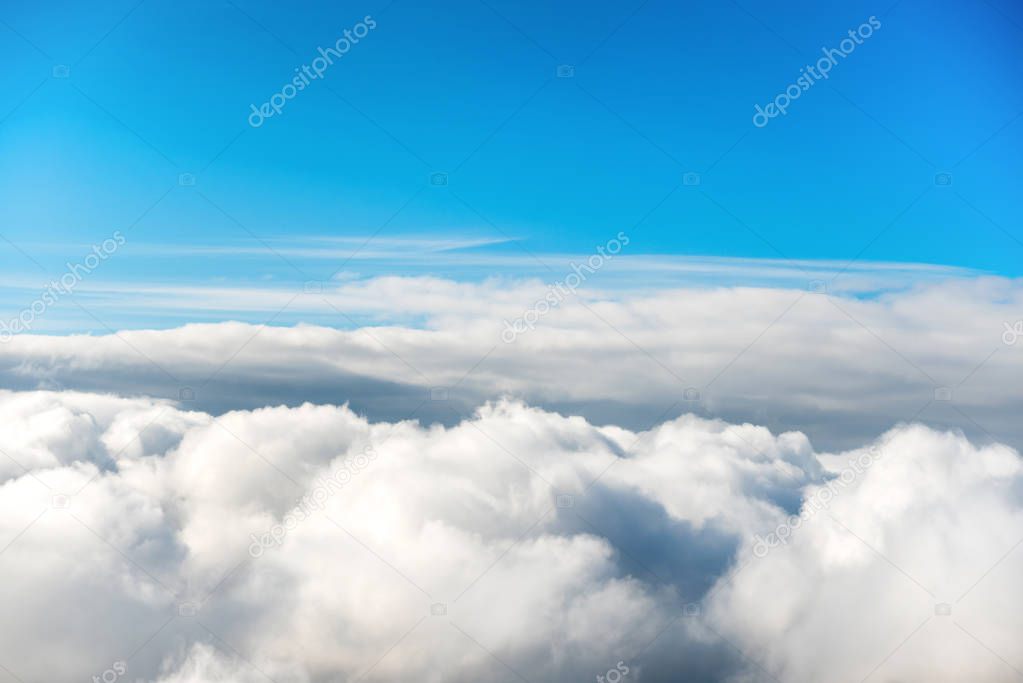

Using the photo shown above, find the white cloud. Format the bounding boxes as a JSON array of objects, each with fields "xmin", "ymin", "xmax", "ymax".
[
  {"xmin": 2, "ymin": 277, "xmax": 1021, "ymax": 450},
  {"xmin": 709, "ymin": 424, "xmax": 1023, "ymax": 682},
  {"xmin": 0, "ymin": 390, "xmax": 1019, "ymax": 682}
]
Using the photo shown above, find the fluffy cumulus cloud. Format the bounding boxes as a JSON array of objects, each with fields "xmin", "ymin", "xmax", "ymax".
[
  {"xmin": 0, "ymin": 389, "xmax": 1020, "ymax": 682},
  {"xmin": 709, "ymin": 424, "xmax": 1023, "ymax": 682}
]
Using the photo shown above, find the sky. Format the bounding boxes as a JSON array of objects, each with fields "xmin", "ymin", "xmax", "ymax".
[
  {"xmin": 2, "ymin": 2, "xmax": 1023, "ymax": 683},
  {"xmin": 2, "ymin": 0, "xmax": 1023, "ymax": 332}
]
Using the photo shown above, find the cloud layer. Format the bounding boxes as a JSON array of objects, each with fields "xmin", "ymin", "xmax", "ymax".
[
  {"xmin": 0, "ymin": 390, "xmax": 1020, "ymax": 682},
  {"xmin": 2, "ymin": 277, "xmax": 1022, "ymax": 450}
]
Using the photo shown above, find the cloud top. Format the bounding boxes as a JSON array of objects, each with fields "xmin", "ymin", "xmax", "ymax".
[{"xmin": 0, "ymin": 390, "xmax": 1019, "ymax": 682}]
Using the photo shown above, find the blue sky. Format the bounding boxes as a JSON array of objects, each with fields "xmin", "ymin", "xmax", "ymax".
[{"xmin": 1, "ymin": 0, "xmax": 1022, "ymax": 330}]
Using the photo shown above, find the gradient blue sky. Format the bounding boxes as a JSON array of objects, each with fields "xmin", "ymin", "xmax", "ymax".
[{"xmin": 1, "ymin": 0, "xmax": 1022, "ymax": 330}]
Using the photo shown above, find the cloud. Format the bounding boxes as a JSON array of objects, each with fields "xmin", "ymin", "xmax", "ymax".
[
  {"xmin": 0, "ymin": 390, "xmax": 1019, "ymax": 682},
  {"xmin": 2, "ymin": 277, "xmax": 1022, "ymax": 451},
  {"xmin": 708, "ymin": 424, "xmax": 1023, "ymax": 682}
]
